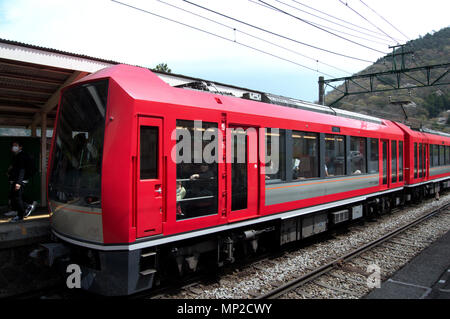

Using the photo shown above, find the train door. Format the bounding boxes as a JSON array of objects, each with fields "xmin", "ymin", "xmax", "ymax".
[
  {"xmin": 227, "ymin": 125, "xmax": 259, "ymax": 222},
  {"xmin": 381, "ymin": 139, "xmax": 389, "ymax": 188},
  {"xmin": 136, "ymin": 116, "xmax": 163, "ymax": 237}
]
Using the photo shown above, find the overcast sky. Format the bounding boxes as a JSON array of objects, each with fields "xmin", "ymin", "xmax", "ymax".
[{"xmin": 0, "ymin": 0, "xmax": 448, "ymax": 102}]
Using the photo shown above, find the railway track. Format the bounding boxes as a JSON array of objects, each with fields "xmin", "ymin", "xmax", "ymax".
[
  {"xmin": 9, "ymin": 194, "xmax": 449, "ymax": 299},
  {"xmin": 157, "ymin": 193, "xmax": 450, "ymax": 299},
  {"xmin": 258, "ymin": 202, "xmax": 450, "ymax": 299}
]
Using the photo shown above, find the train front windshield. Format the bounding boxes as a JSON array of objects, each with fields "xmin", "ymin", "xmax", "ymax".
[{"xmin": 48, "ymin": 80, "xmax": 109, "ymax": 210}]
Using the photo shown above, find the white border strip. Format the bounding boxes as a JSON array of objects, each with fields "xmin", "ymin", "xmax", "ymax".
[
  {"xmin": 405, "ymin": 176, "xmax": 450, "ymax": 187},
  {"xmin": 52, "ymin": 187, "xmax": 404, "ymax": 252}
]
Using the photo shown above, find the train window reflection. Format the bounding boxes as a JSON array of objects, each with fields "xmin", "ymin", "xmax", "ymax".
[
  {"xmin": 140, "ymin": 126, "xmax": 158, "ymax": 179},
  {"xmin": 445, "ymin": 145, "xmax": 450, "ymax": 165},
  {"xmin": 175, "ymin": 120, "xmax": 218, "ymax": 220},
  {"xmin": 391, "ymin": 141, "xmax": 397, "ymax": 183},
  {"xmin": 440, "ymin": 145, "xmax": 445, "ymax": 165},
  {"xmin": 291, "ymin": 131, "xmax": 319, "ymax": 180},
  {"xmin": 349, "ymin": 137, "xmax": 366, "ymax": 175},
  {"xmin": 265, "ymin": 128, "xmax": 286, "ymax": 182},
  {"xmin": 399, "ymin": 141, "xmax": 403, "ymax": 181},
  {"xmin": 368, "ymin": 139, "xmax": 379, "ymax": 174},
  {"xmin": 414, "ymin": 143, "xmax": 418, "ymax": 178},
  {"xmin": 324, "ymin": 134, "xmax": 345, "ymax": 176},
  {"xmin": 419, "ymin": 143, "xmax": 423, "ymax": 178}
]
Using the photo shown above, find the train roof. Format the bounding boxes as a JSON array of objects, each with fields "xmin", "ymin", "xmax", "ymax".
[
  {"xmin": 395, "ymin": 122, "xmax": 450, "ymax": 144},
  {"xmin": 74, "ymin": 65, "xmax": 405, "ymax": 136}
]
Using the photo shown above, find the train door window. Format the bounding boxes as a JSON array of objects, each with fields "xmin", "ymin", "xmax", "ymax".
[
  {"xmin": 231, "ymin": 128, "xmax": 248, "ymax": 211},
  {"xmin": 399, "ymin": 141, "xmax": 403, "ymax": 182},
  {"xmin": 436, "ymin": 144, "xmax": 440, "ymax": 166},
  {"xmin": 434, "ymin": 144, "xmax": 437, "ymax": 167},
  {"xmin": 349, "ymin": 137, "xmax": 366, "ymax": 174},
  {"xmin": 140, "ymin": 127, "xmax": 159, "ymax": 179},
  {"xmin": 382, "ymin": 140, "xmax": 388, "ymax": 185},
  {"xmin": 419, "ymin": 143, "xmax": 423, "ymax": 178},
  {"xmin": 175, "ymin": 120, "xmax": 218, "ymax": 220},
  {"xmin": 368, "ymin": 138, "xmax": 379, "ymax": 174},
  {"xmin": 391, "ymin": 141, "xmax": 397, "ymax": 183},
  {"xmin": 439, "ymin": 145, "xmax": 445, "ymax": 165},
  {"xmin": 423, "ymin": 144, "xmax": 427, "ymax": 177},
  {"xmin": 437, "ymin": 145, "xmax": 440, "ymax": 166},
  {"xmin": 414, "ymin": 143, "xmax": 418, "ymax": 179},
  {"xmin": 325, "ymin": 134, "xmax": 345, "ymax": 176},
  {"xmin": 265, "ymin": 128, "xmax": 286, "ymax": 182},
  {"xmin": 430, "ymin": 145, "xmax": 434, "ymax": 167},
  {"xmin": 445, "ymin": 145, "xmax": 450, "ymax": 165},
  {"xmin": 291, "ymin": 131, "xmax": 319, "ymax": 179}
]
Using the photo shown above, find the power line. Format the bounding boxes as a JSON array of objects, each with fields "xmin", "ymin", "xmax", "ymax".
[
  {"xmin": 252, "ymin": 0, "xmax": 392, "ymax": 47},
  {"xmin": 337, "ymin": 0, "xmax": 400, "ymax": 45},
  {"xmin": 110, "ymin": 0, "xmax": 336, "ymax": 77},
  {"xmin": 155, "ymin": 0, "xmax": 352, "ymax": 75},
  {"xmin": 272, "ymin": 0, "xmax": 393, "ymax": 46},
  {"xmin": 182, "ymin": 0, "xmax": 375, "ymax": 63},
  {"xmin": 258, "ymin": 0, "xmax": 388, "ymax": 54},
  {"xmin": 290, "ymin": 0, "xmax": 392, "ymax": 39},
  {"xmin": 359, "ymin": 0, "xmax": 410, "ymax": 41}
]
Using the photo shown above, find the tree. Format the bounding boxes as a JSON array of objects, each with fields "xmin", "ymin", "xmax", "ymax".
[{"xmin": 154, "ymin": 63, "xmax": 172, "ymax": 73}]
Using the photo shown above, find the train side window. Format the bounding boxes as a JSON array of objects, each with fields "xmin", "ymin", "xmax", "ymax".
[
  {"xmin": 175, "ymin": 120, "xmax": 218, "ymax": 220},
  {"xmin": 349, "ymin": 137, "xmax": 366, "ymax": 174},
  {"xmin": 439, "ymin": 145, "xmax": 445, "ymax": 166},
  {"xmin": 265, "ymin": 128, "xmax": 286, "ymax": 182},
  {"xmin": 391, "ymin": 141, "xmax": 397, "ymax": 183},
  {"xmin": 419, "ymin": 143, "xmax": 423, "ymax": 178},
  {"xmin": 433, "ymin": 144, "xmax": 439, "ymax": 167},
  {"xmin": 445, "ymin": 145, "xmax": 450, "ymax": 165},
  {"xmin": 430, "ymin": 145, "xmax": 434, "ymax": 168},
  {"xmin": 291, "ymin": 131, "xmax": 319, "ymax": 180},
  {"xmin": 368, "ymin": 138, "xmax": 379, "ymax": 174},
  {"xmin": 423, "ymin": 143, "xmax": 427, "ymax": 176},
  {"xmin": 140, "ymin": 126, "xmax": 158, "ymax": 179},
  {"xmin": 414, "ymin": 143, "xmax": 418, "ymax": 178},
  {"xmin": 382, "ymin": 141, "xmax": 388, "ymax": 185},
  {"xmin": 324, "ymin": 134, "xmax": 345, "ymax": 177},
  {"xmin": 399, "ymin": 141, "xmax": 403, "ymax": 181}
]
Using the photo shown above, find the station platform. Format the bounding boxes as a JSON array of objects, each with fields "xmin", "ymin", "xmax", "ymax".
[
  {"xmin": 365, "ymin": 229, "xmax": 450, "ymax": 299},
  {"xmin": 0, "ymin": 207, "xmax": 57, "ymax": 297},
  {"xmin": 0, "ymin": 206, "xmax": 50, "ymax": 249}
]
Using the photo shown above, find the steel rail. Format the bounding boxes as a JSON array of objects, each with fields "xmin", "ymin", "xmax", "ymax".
[{"xmin": 257, "ymin": 202, "xmax": 450, "ymax": 299}]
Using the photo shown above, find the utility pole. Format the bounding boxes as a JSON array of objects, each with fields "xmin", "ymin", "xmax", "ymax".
[
  {"xmin": 389, "ymin": 44, "xmax": 413, "ymax": 72},
  {"xmin": 318, "ymin": 76, "xmax": 325, "ymax": 105}
]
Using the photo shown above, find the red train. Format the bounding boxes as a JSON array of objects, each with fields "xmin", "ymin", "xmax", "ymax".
[{"xmin": 46, "ymin": 64, "xmax": 450, "ymax": 295}]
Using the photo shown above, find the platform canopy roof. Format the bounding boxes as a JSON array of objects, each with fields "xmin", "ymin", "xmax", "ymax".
[
  {"xmin": 0, "ymin": 38, "xmax": 119, "ymax": 129},
  {"xmin": 0, "ymin": 38, "xmax": 261, "ymax": 131}
]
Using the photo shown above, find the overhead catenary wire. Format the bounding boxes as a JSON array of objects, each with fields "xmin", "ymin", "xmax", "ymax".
[
  {"xmin": 110, "ymin": 0, "xmax": 336, "ymax": 77},
  {"xmin": 337, "ymin": 0, "xmax": 400, "ymax": 45},
  {"xmin": 358, "ymin": 0, "xmax": 410, "ymax": 41},
  {"xmin": 182, "ymin": 0, "xmax": 375, "ymax": 63},
  {"xmin": 272, "ymin": 0, "xmax": 394, "ymax": 46},
  {"xmin": 154, "ymin": 0, "xmax": 352, "ymax": 75},
  {"xmin": 250, "ymin": 0, "xmax": 392, "ymax": 47},
  {"xmin": 258, "ymin": 0, "xmax": 388, "ymax": 55},
  {"xmin": 290, "ymin": 0, "xmax": 390, "ymax": 38}
]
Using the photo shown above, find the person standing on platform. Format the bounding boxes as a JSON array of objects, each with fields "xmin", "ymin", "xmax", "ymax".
[{"xmin": 8, "ymin": 141, "xmax": 37, "ymax": 222}]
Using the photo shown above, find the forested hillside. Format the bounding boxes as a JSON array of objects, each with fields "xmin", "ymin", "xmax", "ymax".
[{"xmin": 325, "ymin": 27, "xmax": 450, "ymax": 132}]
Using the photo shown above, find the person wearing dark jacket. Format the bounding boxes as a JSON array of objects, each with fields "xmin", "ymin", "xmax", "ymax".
[{"xmin": 8, "ymin": 141, "xmax": 37, "ymax": 222}]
